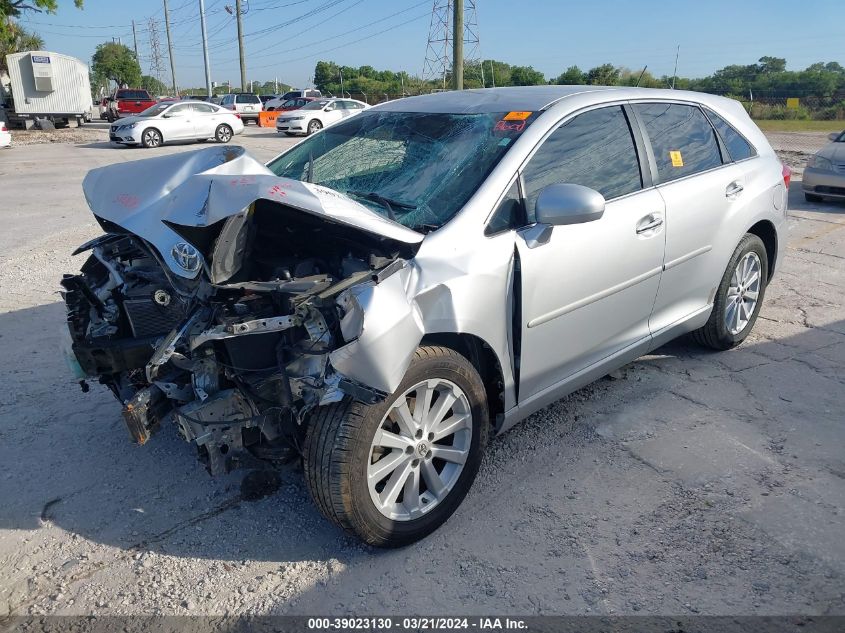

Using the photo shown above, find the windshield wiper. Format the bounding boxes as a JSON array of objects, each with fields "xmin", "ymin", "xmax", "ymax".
[{"xmin": 345, "ymin": 190, "xmax": 417, "ymax": 222}]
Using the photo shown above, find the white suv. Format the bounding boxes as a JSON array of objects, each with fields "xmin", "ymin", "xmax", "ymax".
[{"xmin": 220, "ymin": 93, "xmax": 263, "ymax": 124}]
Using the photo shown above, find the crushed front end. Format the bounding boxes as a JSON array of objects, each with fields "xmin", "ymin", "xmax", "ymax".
[{"xmin": 61, "ymin": 147, "xmax": 423, "ymax": 475}]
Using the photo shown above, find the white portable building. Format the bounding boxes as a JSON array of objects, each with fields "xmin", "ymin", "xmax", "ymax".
[{"xmin": 4, "ymin": 51, "xmax": 93, "ymax": 125}]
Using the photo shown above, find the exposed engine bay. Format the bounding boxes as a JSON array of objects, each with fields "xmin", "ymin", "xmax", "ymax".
[{"xmin": 61, "ymin": 146, "xmax": 426, "ymax": 475}]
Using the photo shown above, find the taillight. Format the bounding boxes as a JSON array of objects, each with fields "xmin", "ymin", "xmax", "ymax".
[
  {"xmin": 235, "ymin": 113, "xmax": 241, "ymax": 119},
  {"xmin": 0, "ymin": 124, "xmax": 7, "ymax": 132},
  {"xmin": 782, "ymin": 164, "xmax": 792, "ymax": 189}
]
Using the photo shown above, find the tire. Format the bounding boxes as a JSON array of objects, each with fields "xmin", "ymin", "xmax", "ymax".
[
  {"xmin": 805, "ymin": 192, "xmax": 824, "ymax": 203},
  {"xmin": 141, "ymin": 127, "xmax": 163, "ymax": 148},
  {"xmin": 304, "ymin": 346, "xmax": 489, "ymax": 547},
  {"xmin": 307, "ymin": 119, "xmax": 322, "ymax": 135},
  {"xmin": 215, "ymin": 124, "xmax": 233, "ymax": 143},
  {"xmin": 692, "ymin": 233, "xmax": 768, "ymax": 350}
]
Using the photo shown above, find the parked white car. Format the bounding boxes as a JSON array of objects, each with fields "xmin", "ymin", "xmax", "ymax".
[
  {"xmin": 276, "ymin": 98, "xmax": 368, "ymax": 136},
  {"xmin": 109, "ymin": 100, "xmax": 244, "ymax": 148},
  {"xmin": 219, "ymin": 93, "xmax": 263, "ymax": 124},
  {"xmin": 0, "ymin": 122, "xmax": 11, "ymax": 148}
]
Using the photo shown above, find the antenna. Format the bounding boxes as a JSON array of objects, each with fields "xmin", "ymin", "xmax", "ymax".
[
  {"xmin": 671, "ymin": 44, "xmax": 679, "ymax": 89},
  {"xmin": 422, "ymin": 1, "xmax": 480, "ymax": 90},
  {"xmin": 635, "ymin": 65, "xmax": 647, "ymax": 87}
]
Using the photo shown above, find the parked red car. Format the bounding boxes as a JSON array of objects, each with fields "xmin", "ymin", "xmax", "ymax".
[{"xmin": 107, "ymin": 89, "xmax": 157, "ymax": 122}]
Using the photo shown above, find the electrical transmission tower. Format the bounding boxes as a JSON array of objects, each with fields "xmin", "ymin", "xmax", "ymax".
[
  {"xmin": 422, "ymin": 0, "xmax": 480, "ymax": 89},
  {"xmin": 148, "ymin": 17, "xmax": 166, "ymax": 88}
]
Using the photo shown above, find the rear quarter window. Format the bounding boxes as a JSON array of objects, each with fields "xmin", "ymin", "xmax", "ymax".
[
  {"xmin": 705, "ymin": 109, "xmax": 756, "ymax": 162},
  {"xmin": 634, "ymin": 103, "xmax": 723, "ymax": 183}
]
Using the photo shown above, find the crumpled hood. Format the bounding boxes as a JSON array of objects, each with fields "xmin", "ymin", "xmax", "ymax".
[{"xmin": 82, "ymin": 145, "xmax": 423, "ymax": 278}]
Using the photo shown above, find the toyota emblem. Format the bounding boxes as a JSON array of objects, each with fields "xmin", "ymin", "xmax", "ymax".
[{"xmin": 171, "ymin": 241, "xmax": 201, "ymax": 272}]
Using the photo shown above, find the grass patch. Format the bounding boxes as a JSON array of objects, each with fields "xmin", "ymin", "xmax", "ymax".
[{"xmin": 753, "ymin": 119, "xmax": 845, "ymax": 133}]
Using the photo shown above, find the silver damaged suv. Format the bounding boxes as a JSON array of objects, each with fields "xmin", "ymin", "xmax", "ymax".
[{"xmin": 61, "ymin": 86, "xmax": 788, "ymax": 547}]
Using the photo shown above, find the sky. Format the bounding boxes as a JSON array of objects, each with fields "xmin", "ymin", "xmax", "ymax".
[{"xmin": 17, "ymin": 0, "xmax": 845, "ymax": 92}]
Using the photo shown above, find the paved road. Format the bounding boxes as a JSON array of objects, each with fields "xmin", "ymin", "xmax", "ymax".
[{"xmin": 0, "ymin": 130, "xmax": 843, "ymax": 617}]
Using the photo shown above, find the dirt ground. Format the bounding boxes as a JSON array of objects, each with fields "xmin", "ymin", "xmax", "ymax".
[{"xmin": 0, "ymin": 127, "xmax": 843, "ymax": 617}]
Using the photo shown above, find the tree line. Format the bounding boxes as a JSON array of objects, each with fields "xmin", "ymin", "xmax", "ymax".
[{"xmin": 313, "ymin": 56, "xmax": 845, "ymax": 99}]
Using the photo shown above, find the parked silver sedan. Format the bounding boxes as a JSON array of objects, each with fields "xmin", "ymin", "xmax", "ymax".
[
  {"xmin": 64, "ymin": 86, "xmax": 788, "ymax": 547},
  {"xmin": 109, "ymin": 100, "xmax": 245, "ymax": 148},
  {"xmin": 803, "ymin": 129, "xmax": 845, "ymax": 202}
]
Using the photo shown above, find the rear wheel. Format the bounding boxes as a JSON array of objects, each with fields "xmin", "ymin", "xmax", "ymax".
[
  {"xmin": 304, "ymin": 346, "xmax": 489, "ymax": 547},
  {"xmin": 215, "ymin": 124, "xmax": 233, "ymax": 143},
  {"xmin": 141, "ymin": 127, "xmax": 162, "ymax": 148},
  {"xmin": 804, "ymin": 192, "xmax": 824, "ymax": 203},
  {"xmin": 307, "ymin": 119, "xmax": 322, "ymax": 135},
  {"xmin": 692, "ymin": 233, "xmax": 768, "ymax": 350}
]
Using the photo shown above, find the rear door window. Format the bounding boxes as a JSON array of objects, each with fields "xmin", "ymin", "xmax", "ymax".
[
  {"xmin": 634, "ymin": 103, "xmax": 723, "ymax": 182},
  {"xmin": 705, "ymin": 109, "xmax": 756, "ymax": 162},
  {"xmin": 522, "ymin": 105, "xmax": 643, "ymax": 220}
]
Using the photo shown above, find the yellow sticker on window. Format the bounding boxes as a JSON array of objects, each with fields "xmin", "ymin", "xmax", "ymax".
[
  {"xmin": 670, "ymin": 150, "xmax": 684, "ymax": 167},
  {"xmin": 503, "ymin": 111, "xmax": 532, "ymax": 120}
]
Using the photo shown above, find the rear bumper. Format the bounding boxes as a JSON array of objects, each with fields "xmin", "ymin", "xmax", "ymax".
[{"xmin": 802, "ymin": 168, "xmax": 845, "ymax": 198}]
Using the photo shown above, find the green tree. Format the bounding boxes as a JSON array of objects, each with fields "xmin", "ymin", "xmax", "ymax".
[
  {"xmin": 92, "ymin": 41, "xmax": 141, "ymax": 88},
  {"xmin": 553, "ymin": 65, "xmax": 585, "ymax": 85},
  {"xmin": 757, "ymin": 56, "xmax": 786, "ymax": 74},
  {"xmin": 0, "ymin": 21, "xmax": 42, "ymax": 71},
  {"xmin": 509, "ymin": 65, "xmax": 545, "ymax": 86},
  {"xmin": 586, "ymin": 63, "xmax": 619, "ymax": 85},
  {"xmin": 140, "ymin": 75, "xmax": 168, "ymax": 96}
]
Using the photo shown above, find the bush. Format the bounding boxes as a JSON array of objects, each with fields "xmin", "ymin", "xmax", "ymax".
[
  {"xmin": 750, "ymin": 103, "xmax": 811, "ymax": 120},
  {"xmin": 812, "ymin": 101, "xmax": 845, "ymax": 120}
]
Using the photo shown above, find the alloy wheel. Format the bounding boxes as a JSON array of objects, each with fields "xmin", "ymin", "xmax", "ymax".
[
  {"xmin": 143, "ymin": 129, "xmax": 161, "ymax": 147},
  {"xmin": 725, "ymin": 251, "xmax": 761, "ymax": 335},
  {"xmin": 367, "ymin": 378, "xmax": 473, "ymax": 521}
]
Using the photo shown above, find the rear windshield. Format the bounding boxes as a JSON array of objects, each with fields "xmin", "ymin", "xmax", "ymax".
[
  {"xmin": 267, "ymin": 110, "xmax": 536, "ymax": 232},
  {"xmin": 117, "ymin": 90, "xmax": 151, "ymax": 100},
  {"xmin": 236, "ymin": 94, "xmax": 261, "ymax": 103}
]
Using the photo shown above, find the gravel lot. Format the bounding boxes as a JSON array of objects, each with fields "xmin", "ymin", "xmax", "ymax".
[{"xmin": 0, "ymin": 126, "xmax": 843, "ymax": 617}]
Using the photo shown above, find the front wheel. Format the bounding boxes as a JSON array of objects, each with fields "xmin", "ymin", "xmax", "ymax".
[
  {"xmin": 141, "ymin": 127, "xmax": 162, "ymax": 148},
  {"xmin": 307, "ymin": 119, "xmax": 322, "ymax": 135},
  {"xmin": 692, "ymin": 233, "xmax": 768, "ymax": 350},
  {"xmin": 215, "ymin": 124, "xmax": 233, "ymax": 143},
  {"xmin": 304, "ymin": 346, "xmax": 489, "ymax": 547}
]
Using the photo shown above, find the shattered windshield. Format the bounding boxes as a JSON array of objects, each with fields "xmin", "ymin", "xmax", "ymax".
[{"xmin": 266, "ymin": 110, "xmax": 533, "ymax": 232}]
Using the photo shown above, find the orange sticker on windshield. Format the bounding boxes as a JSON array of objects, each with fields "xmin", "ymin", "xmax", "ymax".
[
  {"xmin": 504, "ymin": 111, "xmax": 532, "ymax": 120},
  {"xmin": 670, "ymin": 150, "xmax": 684, "ymax": 167}
]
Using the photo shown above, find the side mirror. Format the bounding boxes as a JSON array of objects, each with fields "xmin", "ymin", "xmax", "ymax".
[
  {"xmin": 828, "ymin": 132, "xmax": 842, "ymax": 142},
  {"xmin": 535, "ymin": 183, "xmax": 605, "ymax": 226}
]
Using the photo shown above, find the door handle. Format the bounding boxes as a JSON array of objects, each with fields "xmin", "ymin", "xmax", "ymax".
[
  {"xmin": 726, "ymin": 181, "xmax": 744, "ymax": 197},
  {"xmin": 636, "ymin": 214, "xmax": 664, "ymax": 234}
]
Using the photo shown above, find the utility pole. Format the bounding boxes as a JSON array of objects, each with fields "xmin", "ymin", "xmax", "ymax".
[
  {"xmin": 235, "ymin": 0, "xmax": 247, "ymax": 92},
  {"xmin": 131, "ymin": 21, "xmax": 139, "ymax": 60},
  {"xmin": 452, "ymin": 0, "xmax": 463, "ymax": 90},
  {"xmin": 199, "ymin": 0, "xmax": 212, "ymax": 98},
  {"xmin": 164, "ymin": 0, "xmax": 178, "ymax": 95}
]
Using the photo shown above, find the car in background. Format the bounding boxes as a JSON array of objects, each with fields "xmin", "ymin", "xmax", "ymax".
[
  {"xmin": 275, "ymin": 97, "xmax": 368, "ymax": 136},
  {"xmin": 264, "ymin": 96, "xmax": 317, "ymax": 112},
  {"xmin": 219, "ymin": 93, "xmax": 263, "ymax": 124},
  {"xmin": 264, "ymin": 90, "xmax": 320, "ymax": 111},
  {"xmin": 108, "ymin": 100, "xmax": 244, "ymax": 148},
  {"xmin": 803, "ymin": 130, "xmax": 845, "ymax": 202},
  {"xmin": 0, "ymin": 122, "xmax": 11, "ymax": 148},
  {"xmin": 107, "ymin": 89, "xmax": 157, "ymax": 122},
  {"xmin": 259, "ymin": 95, "xmax": 276, "ymax": 105}
]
